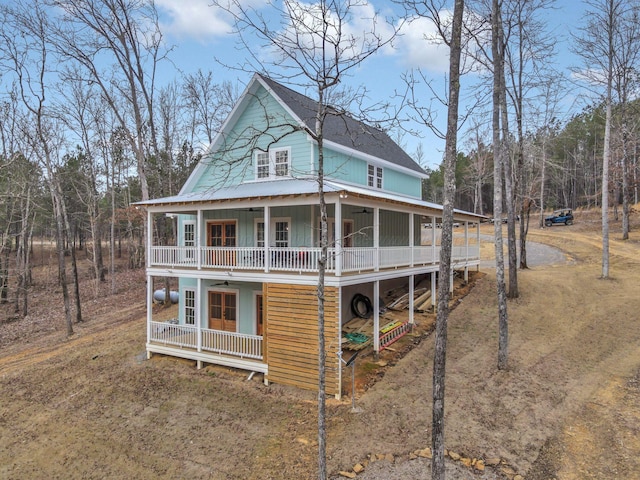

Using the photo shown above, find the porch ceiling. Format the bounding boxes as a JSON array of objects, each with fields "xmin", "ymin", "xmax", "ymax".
[{"xmin": 134, "ymin": 177, "xmax": 485, "ymax": 222}]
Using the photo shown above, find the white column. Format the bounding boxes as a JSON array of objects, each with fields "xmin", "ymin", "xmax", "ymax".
[
  {"xmin": 197, "ymin": 207, "xmax": 202, "ymax": 270},
  {"xmin": 146, "ymin": 274, "xmax": 153, "ymax": 359},
  {"xmin": 450, "ymin": 267, "xmax": 454, "ymax": 293},
  {"xmin": 197, "ymin": 277, "xmax": 202, "ymax": 354},
  {"xmin": 409, "ymin": 213, "xmax": 414, "ymax": 267},
  {"xmin": 477, "ymin": 221, "xmax": 481, "ymax": 271},
  {"xmin": 465, "ymin": 221, "xmax": 469, "ymax": 261},
  {"xmin": 431, "ymin": 215, "xmax": 437, "ymax": 263},
  {"xmin": 409, "ymin": 274, "xmax": 415, "ymax": 325},
  {"xmin": 373, "ymin": 280, "xmax": 380, "ymax": 353},
  {"xmin": 431, "ymin": 271, "xmax": 436, "ymax": 311},
  {"xmin": 374, "ymin": 207, "xmax": 380, "ymax": 272},
  {"xmin": 264, "ymin": 206, "xmax": 271, "ymax": 272},
  {"xmin": 147, "ymin": 210, "xmax": 153, "ymax": 266},
  {"xmin": 464, "ymin": 221, "xmax": 470, "ymax": 282},
  {"xmin": 335, "ymin": 200, "xmax": 342, "ymax": 276}
]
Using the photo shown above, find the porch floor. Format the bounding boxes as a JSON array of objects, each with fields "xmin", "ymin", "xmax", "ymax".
[{"xmin": 147, "ymin": 342, "xmax": 268, "ymax": 374}]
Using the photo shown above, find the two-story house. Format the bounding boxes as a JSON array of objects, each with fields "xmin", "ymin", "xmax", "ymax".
[{"xmin": 136, "ymin": 73, "xmax": 483, "ymax": 398}]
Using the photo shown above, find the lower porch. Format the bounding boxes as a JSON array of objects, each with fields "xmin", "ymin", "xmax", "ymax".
[{"xmin": 147, "ymin": 321, "xmax": 267, "ymax": 374}]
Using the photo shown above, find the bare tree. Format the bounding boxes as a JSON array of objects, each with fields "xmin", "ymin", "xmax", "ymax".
[
  {"xmin": 213, "ymin": 1, "xmax": 395, "ymax": 477},
  {"xmin": 573, "ymin": 0, "xmax": 636, "ymax": 278},
  {"xmin": 431, "ymin": 2, "xmax": 465, "ymax": 478},
  {"xmin": 183, "ymin": 70, "xmax": 239, "ymax": 148},
  {"xmin": 491, "ymin": 0, "xmax": 509, "ymax": 369},
  {"xmin": 0, "ymin": 0, "xmax": 76, "ymax": 334},
  {"xmin": 463, "ymin": 121, "xmax": 492, "ymax": 215}
]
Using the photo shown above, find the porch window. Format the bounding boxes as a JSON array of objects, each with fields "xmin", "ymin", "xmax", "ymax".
[
  {"xmin": 275, "ymin": 221, "xmax": 289, "ymax": 247},
  {"xmin": 184, "ymin": 289, "xmax": 195, "ymax": 325},
  {"xmin": 183, "ymin": 221, "xmax": 195, "ymax": 258},
  {"xmin": 255, "ymin": 147, "xmax": 290, "ymax": 180},
  {"xmin": 256, "ymin": 218, "xmax": 289, "ymax": 247},
  {"xmin": 368, "ymin": 164, "xmax": 383, "ymax": 189},
  {"xmin": 256, "ymin": 221, "xmax": 265, "ymax": 247}
]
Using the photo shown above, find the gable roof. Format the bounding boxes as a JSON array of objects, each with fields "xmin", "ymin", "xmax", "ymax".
[
  {"xmin": 180, "ymin": 73, "xmax": 426, "ymax": 195},
  {"xmin": 257, "ymin": 74, "xmax": 426, "ymax": 176}
]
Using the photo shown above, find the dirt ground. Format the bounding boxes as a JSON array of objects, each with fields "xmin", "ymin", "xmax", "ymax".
[{"xmin": 1, "ymin": 209, "xmax": 639, "ymax": 480}]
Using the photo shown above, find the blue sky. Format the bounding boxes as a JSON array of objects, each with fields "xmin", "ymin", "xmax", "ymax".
[{"xmin": 154, "ymin": 0, "xmax": 589, "ymax": 169}]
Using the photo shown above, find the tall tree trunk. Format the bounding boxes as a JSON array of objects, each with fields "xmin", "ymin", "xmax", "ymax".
[
  {"xmin": 621, "ymin": 116, "xmax": 630, "ymax": 240},
  {"xmin": 432, "ymin": 1, "xmax": 464, "ymax": 479},
  {"xmin": 492, "ymin": 0, "xmax": 509, "ymax": 370},
  {"xmin": 52, "ymin": 186, "xmax": 73, "ymax": 336},
  {"xmin": 316, "ymin": 88, "xmax": 328, "ymax": 480}
]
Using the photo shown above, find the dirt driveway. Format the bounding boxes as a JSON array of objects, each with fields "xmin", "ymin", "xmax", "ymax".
[{"xmin": 1, "ymin": 210, "xmax": 639, "ymax": 479}]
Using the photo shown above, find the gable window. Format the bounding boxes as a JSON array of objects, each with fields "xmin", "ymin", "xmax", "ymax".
[
  {"xmin": 184, "ymin": 289, "xmax": 195, "ymax": 325},
  {"xmin": 256, "ymin": 151, "xmax": 270, "ymax": 179},
  {"xmin": 255, "ymin": 147, "xmax": 290, "ymax": 180},
  {"xmin": 368, "ymin": 164, "xmax": 383, "ymax": 189}
]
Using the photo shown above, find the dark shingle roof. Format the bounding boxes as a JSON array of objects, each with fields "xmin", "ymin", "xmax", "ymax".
[{"xmin": 258, "ymin": 74, "xmax": 425, "ymax": 175}]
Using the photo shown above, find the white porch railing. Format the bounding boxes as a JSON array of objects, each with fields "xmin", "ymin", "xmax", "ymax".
[
  {"xmin": 202, "ymin": 329, "xmax": 263, "ymax": 360},
  {"xmin": 149, "ymin": 244, "xmax": 480, "ymax": 273},
  {"xmin": 149, "ymin": 321, "xmax": 197, "ymax": 348},
  {"xmin": 149, "ymin": 321, "xmax": 263, "ymax": 361}
]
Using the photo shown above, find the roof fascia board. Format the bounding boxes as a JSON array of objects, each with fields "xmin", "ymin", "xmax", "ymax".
[{"xmin": 255, "ymin": 74, "xmax": 311, "ymax": 135}]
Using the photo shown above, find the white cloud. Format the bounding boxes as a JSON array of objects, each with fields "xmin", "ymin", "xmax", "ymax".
[
  {"xmin": 393, "ymin": 15, "xmax": 450, "ymax": 73},
  {"xmin": 155, "ymin": 0, "xmax": 234, "ymax": 41}
]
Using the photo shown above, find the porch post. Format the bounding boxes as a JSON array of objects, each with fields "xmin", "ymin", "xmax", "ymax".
[
  {"xmin": 335, "ymin": 200, "xmax": 342, "ymax": 276},
  {"xmin": 465, "ymin": 221, "xmax": 469, "ymax": 261},
  {"xmin": 197, "ymin": 207, "xmax": 202, "ymax": 270},
  {"xmin": 450, "ymin": 266, "xmax": 454, "ymax": 293},
  {"xmin": 373, "ymin": 280, "xmax": 380, "ymax": 354},
  {"xmin": 431, "ymin": 271, "xmax": 436, "ymax": 311},
  {"xmin": 477, "ymin": 221, "xmax": 481, "ymax": 271},
  {"xmin": 409, "ymin": 213, "xmax": 414, "ymax": 267},
  {"xmin": 409, "ymin": 274, "xmax": 415, "ymax": 325},
  {"xmin": 196, "ymin": 277, "xmax": 202, "ymax": 356},
  {"xmin": 147, "ymin": 210, "xmax": 152, "ymax": 266},
  {"xmin": 374, "ymin": 207, "xmax": 380, "ymax": 272},
  {"xmin": 464, "ymin": 221, "xmax": 470, "ymax": 282},
  {"xmin": 431, "ymin": 215, "xmax": 437, "ymax": 263},
  {"xmin": 264, "ymin": 206, "xmax": 271, "ymax": 272},
  {"xmin": 146, "ymin": 274, "xmax": 153, "ymax": 359}
]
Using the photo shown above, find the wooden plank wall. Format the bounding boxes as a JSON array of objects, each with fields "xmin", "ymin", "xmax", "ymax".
[{"xmin": 264, "ymin": 283, "xmax": 341, "ymax": 396}]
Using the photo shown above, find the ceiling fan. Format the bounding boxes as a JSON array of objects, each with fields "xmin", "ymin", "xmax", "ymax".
[{"xmin": 353, "ymin": 207, "xmax": 372, "ymax": 214}]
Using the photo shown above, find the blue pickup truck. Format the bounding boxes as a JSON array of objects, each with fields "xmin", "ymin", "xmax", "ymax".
[{"xmin": 545, "ymin": 209, "xmax": 574, "ymax": 227}]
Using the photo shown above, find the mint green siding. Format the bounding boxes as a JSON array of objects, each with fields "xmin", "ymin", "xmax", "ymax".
[
  {"xmin": 384, "ymin": 168, "xmax": 422, "ymax": 198},
  {"xmin": 178, "ymin": 278, "xmax": 262, "ymax": 335},
  {"xmin": 319, "ymin": 145, "xmax": 422, "ymax": 199},
  {"xmin": 188, "ymin": 86, "xmax": 312, "ymax": 193}
]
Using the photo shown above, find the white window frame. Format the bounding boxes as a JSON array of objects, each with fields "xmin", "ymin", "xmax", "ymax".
[
  {"xmin": 256, "ymin": 151, "xmax": 270, "ymax": 179},
  {"xmin": 183, "ymin": 220, "xmax": 195, "ymax": 259},
  {"xmin": 255, "ymin": 217, "xmax": 290, "ymax": 247},
  {"xmin": 183, "ymin": 288, "xmax": 196, "ymax": 325},
  {"xmin": 255, "ymin": 147, "xmax": 291, "ymax": 180},
  {"xmin": 368, "ymin": 164, "xmax": 383, "ymax": 189}
]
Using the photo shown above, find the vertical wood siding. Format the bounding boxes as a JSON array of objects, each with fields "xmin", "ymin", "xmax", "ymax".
[{"xmin": 264, "ymin": 283, "xmax": 341, "ymax": 396}]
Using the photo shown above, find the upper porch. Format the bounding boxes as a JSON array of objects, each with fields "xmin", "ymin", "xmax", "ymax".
[{"xmin": 139, "ymin": 179, "xmax": 484, "ymax": 278}]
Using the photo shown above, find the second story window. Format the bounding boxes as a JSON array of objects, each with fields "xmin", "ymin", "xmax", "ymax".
[
  {"xmin": 368, "ymin": 164, "xmax": 383, "ymax": 189},
  {"xmin": 256, "ymin": 147, "xmax": 290, "ymax": 180},
  {"xmin": 183, "ymin": 221, "xmax": 195, "ymax": 259}
]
